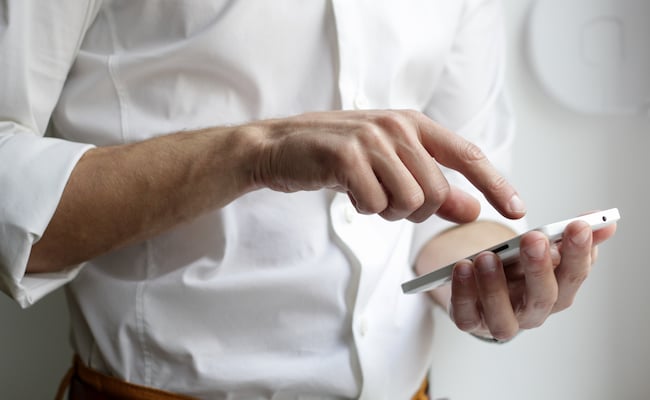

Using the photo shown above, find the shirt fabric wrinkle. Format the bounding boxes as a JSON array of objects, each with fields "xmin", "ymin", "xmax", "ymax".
[{"xmin": 0, "ymin": 1, "xmax": 527, "ymax": 399}]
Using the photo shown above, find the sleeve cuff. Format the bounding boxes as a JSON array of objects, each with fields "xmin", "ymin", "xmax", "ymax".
[
  {"xmin": 0, "ymin": 133, "xmax": 94, "ymax": 308},
  {"xmin": 0, "ymin": 264, "xmax": 84, "ymax": 309}
]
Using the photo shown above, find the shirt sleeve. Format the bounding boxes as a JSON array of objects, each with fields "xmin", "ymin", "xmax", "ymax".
[
  {"xmin": 410, "ymin": 0, "xmax": 528, "ymax": 263},
  {"xmin": 0, "ymin": 1, "xmax": 101, "ymax": 308}
]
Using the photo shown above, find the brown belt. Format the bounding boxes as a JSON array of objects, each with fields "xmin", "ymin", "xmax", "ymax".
[
  {"xmin": 55, "ymin": 356, "xmax": 197, "ymax": 400},
  {"xmin": 56, "ymin": 355, "xmax": 430, "ymax": 400}
]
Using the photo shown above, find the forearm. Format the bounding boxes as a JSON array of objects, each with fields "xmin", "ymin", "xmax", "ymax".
[
  {"xmin": 27, "ymin": 126, "xmax": 261, "ymax": 273},
  {"xmin": 27, "ymin": 109, "xmax": 525, "ymax": 274},
  {"xmin": 415, "ymin": 220, "xmax": 518, "ymax": 309}
]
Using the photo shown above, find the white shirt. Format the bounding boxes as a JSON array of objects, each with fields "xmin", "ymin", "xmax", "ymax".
[{"xmin": 0, "ymin": 1, "xmax": 525, "ymax": 399}]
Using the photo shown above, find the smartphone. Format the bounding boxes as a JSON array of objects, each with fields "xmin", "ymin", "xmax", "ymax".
[{"xmin": 401, "ymin": 208, "xmax": 620, "ymax": 294}]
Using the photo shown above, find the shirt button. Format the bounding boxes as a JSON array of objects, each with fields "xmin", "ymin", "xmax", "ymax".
[
  {"xmin": 359, "ymin": 316, "xmax": 369, "ymax": 337},
  {"xmin": 344, "ymin": 204, "xmax": 357, "ymax": 223},
  {"xmin": 353, "ymin": 93, "xmax": 369, "ymax": 110}
]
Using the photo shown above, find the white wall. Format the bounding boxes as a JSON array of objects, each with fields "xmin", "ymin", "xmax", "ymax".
[
  {"xmin": 430, "ymin": 1, "xmax": 650, "ymax": 399},
  {"xmin": 1, "ymin": 1, "xmax": 649, "ymax": 399}
]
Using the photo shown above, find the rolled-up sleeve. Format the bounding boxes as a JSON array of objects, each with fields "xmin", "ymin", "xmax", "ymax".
[
  {"xmin": 411, "ymin": 0, "xmax": 528, "ymax": 263},
  {"xmin": 0, "ymin": 1, "xmax": 100, "ymax": 307}
]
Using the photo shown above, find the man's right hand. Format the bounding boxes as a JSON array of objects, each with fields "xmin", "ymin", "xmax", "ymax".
[
  {"xmin": 28, "ymin": 109, "xmax": 525, "ymax": 273},
  {"xmin": 250, "ymin": 109, "xmax": 526, "ymax": 224}
]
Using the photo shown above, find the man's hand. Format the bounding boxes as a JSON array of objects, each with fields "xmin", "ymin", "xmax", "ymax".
[
  {"xmin": 250, "ymin": 110, "xmax": 526, "ymax": 224},
  {"xmin": 419, "ymin": 220, "xmax": 617, "ymax": 341},
  {"xmin": 30, "ymin": 109, "xmax": 525, "ymax": 273}
]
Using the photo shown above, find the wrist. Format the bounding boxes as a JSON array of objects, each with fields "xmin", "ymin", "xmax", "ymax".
[
  {"xmin": 205, "ymin": 124, "xmax": 268, "ymax": 196},
  {"xmin": 236, "ymin": 120, "xmax": 280, "ymax": 192}
]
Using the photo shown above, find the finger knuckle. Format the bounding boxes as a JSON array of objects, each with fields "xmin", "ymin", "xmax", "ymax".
[
  {"xmin": 450, "ymin": 303, "xmax": 481, "ymax": 332},
  {"xmin": 407, "ymin": 208, "xmax": 434, "ymax": 223},
  {"xmin": 519, "ymin": 318, "xmax": 545, "ymax": 330},
  {"xmin": 490, "ymin": 325, "xmax": 519, "ymax": 341},
  {"xmin": 373, "ymin": 111, "xmax": 416, "ymax": 139},
  {"xmin": 455, "ymin": 318, "xmax": 481, "ymax": 332},
  {"xmin": 406, "ymin": 212, "xmax": 424, "ymax": 223},
  {"xmin": 401, "ymin": 109, "xmax": 422, "ymax": 118},
  {"xmin": 335, "ymin": 141, "xmax": 363, "ymax": 170},
  {"xmin": 565, "ymin": 271, "xmax": 589, "ymax": 287},
  {"xmin": 481, "ymin": 292, "xmax": 504, "ymax": 307},
  {"xmin": 529, "ymin": 298, "xmax": 556, "ymax": 313},
  {"xmin": 451, "ymin": 296, "xmax": 476, "ymax": 309},
  {"xmin": 354, "ymin": 121, "xmax": 384, "ymax": 147},
  {"xmin": 527, "ymin": 263, "xmax": 552, "ymax": 280},
  {"xmin": 374, "ymin": 110, "xmax": 404, "ymax": 126},
  {"xmin": 424, "ymin": 181, "xmax": 450, "ymax": 208},
  {"xmin": 486, "ymin": 174, "xmax": 509, "ymax": 194},
  {"xmin": 359, "ymin": 197, "xmax": 388, "ymax": 215},
  {"xmin": 461, "ymin": 140, "xmax": 486, "ymax": 162},
  {"xmin": 553, "ymin": 298, "xmax": 573, "ymax": 312},
  {"xmin": 379, "ymin": 207, "xmax": 402, "ymax": 221},
  {"xmin": 395, "ymin": 188, "xmax": 425, "ymax": 212}
]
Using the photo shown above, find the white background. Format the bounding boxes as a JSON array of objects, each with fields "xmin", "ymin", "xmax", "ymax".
[
  {"xmin": 1, "ymin": 1, "xmax": 649, "ymax": 399},
  {"xmin": 430, "ymin": 1, "xmax": 650, "ymax": 399}
]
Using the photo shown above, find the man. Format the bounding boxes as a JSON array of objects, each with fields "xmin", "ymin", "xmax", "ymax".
[{"xmin": 0, "ymin": 1, "xmax": 616, "ymax": 399}]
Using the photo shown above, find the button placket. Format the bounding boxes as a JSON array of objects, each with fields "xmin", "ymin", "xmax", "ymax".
[
  {"xmin": 358, "ymin": 315, "xmax": 369, "ymax": 337},
  {"xmin": 344, "ymin": 203, "xmax": 357, "ymax": 224},
  {"xmin": 353, "ymin": 93, "xmax": 369, "ymax": 110}
]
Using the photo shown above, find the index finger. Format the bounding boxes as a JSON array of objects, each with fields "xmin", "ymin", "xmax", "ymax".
[{"xmin": 412, "ymin": 112, "xmax": 526, "ymax": 220}]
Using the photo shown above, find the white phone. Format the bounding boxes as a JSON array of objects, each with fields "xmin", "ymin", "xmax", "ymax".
[{"xmin": 401, "ymin": 208, "xmax": 620, "ymax": 295}]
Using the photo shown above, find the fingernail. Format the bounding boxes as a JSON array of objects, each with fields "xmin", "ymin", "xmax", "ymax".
[
  {"xmin": 476, "ymin": 253, "xmax": 498, "ymax": 273},
  {"xmin": 570, "ymin": 225, "xmax": 591, "ymax": 246},
  {"xmin": 508, "ymin": 193, "xmax": 526, "ymax": 214},
  {"xmin": 524, "ymin": 238, "xmax": 547, "ymax": 260},
  {"xmin": 455, "ymin": 261, "xmax": 473, "ymax": 278}
]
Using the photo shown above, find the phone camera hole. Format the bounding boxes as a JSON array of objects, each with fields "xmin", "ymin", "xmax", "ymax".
[{"xmin": 602, "ymin": 216, "xmax": 607, "ymax": 222}]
